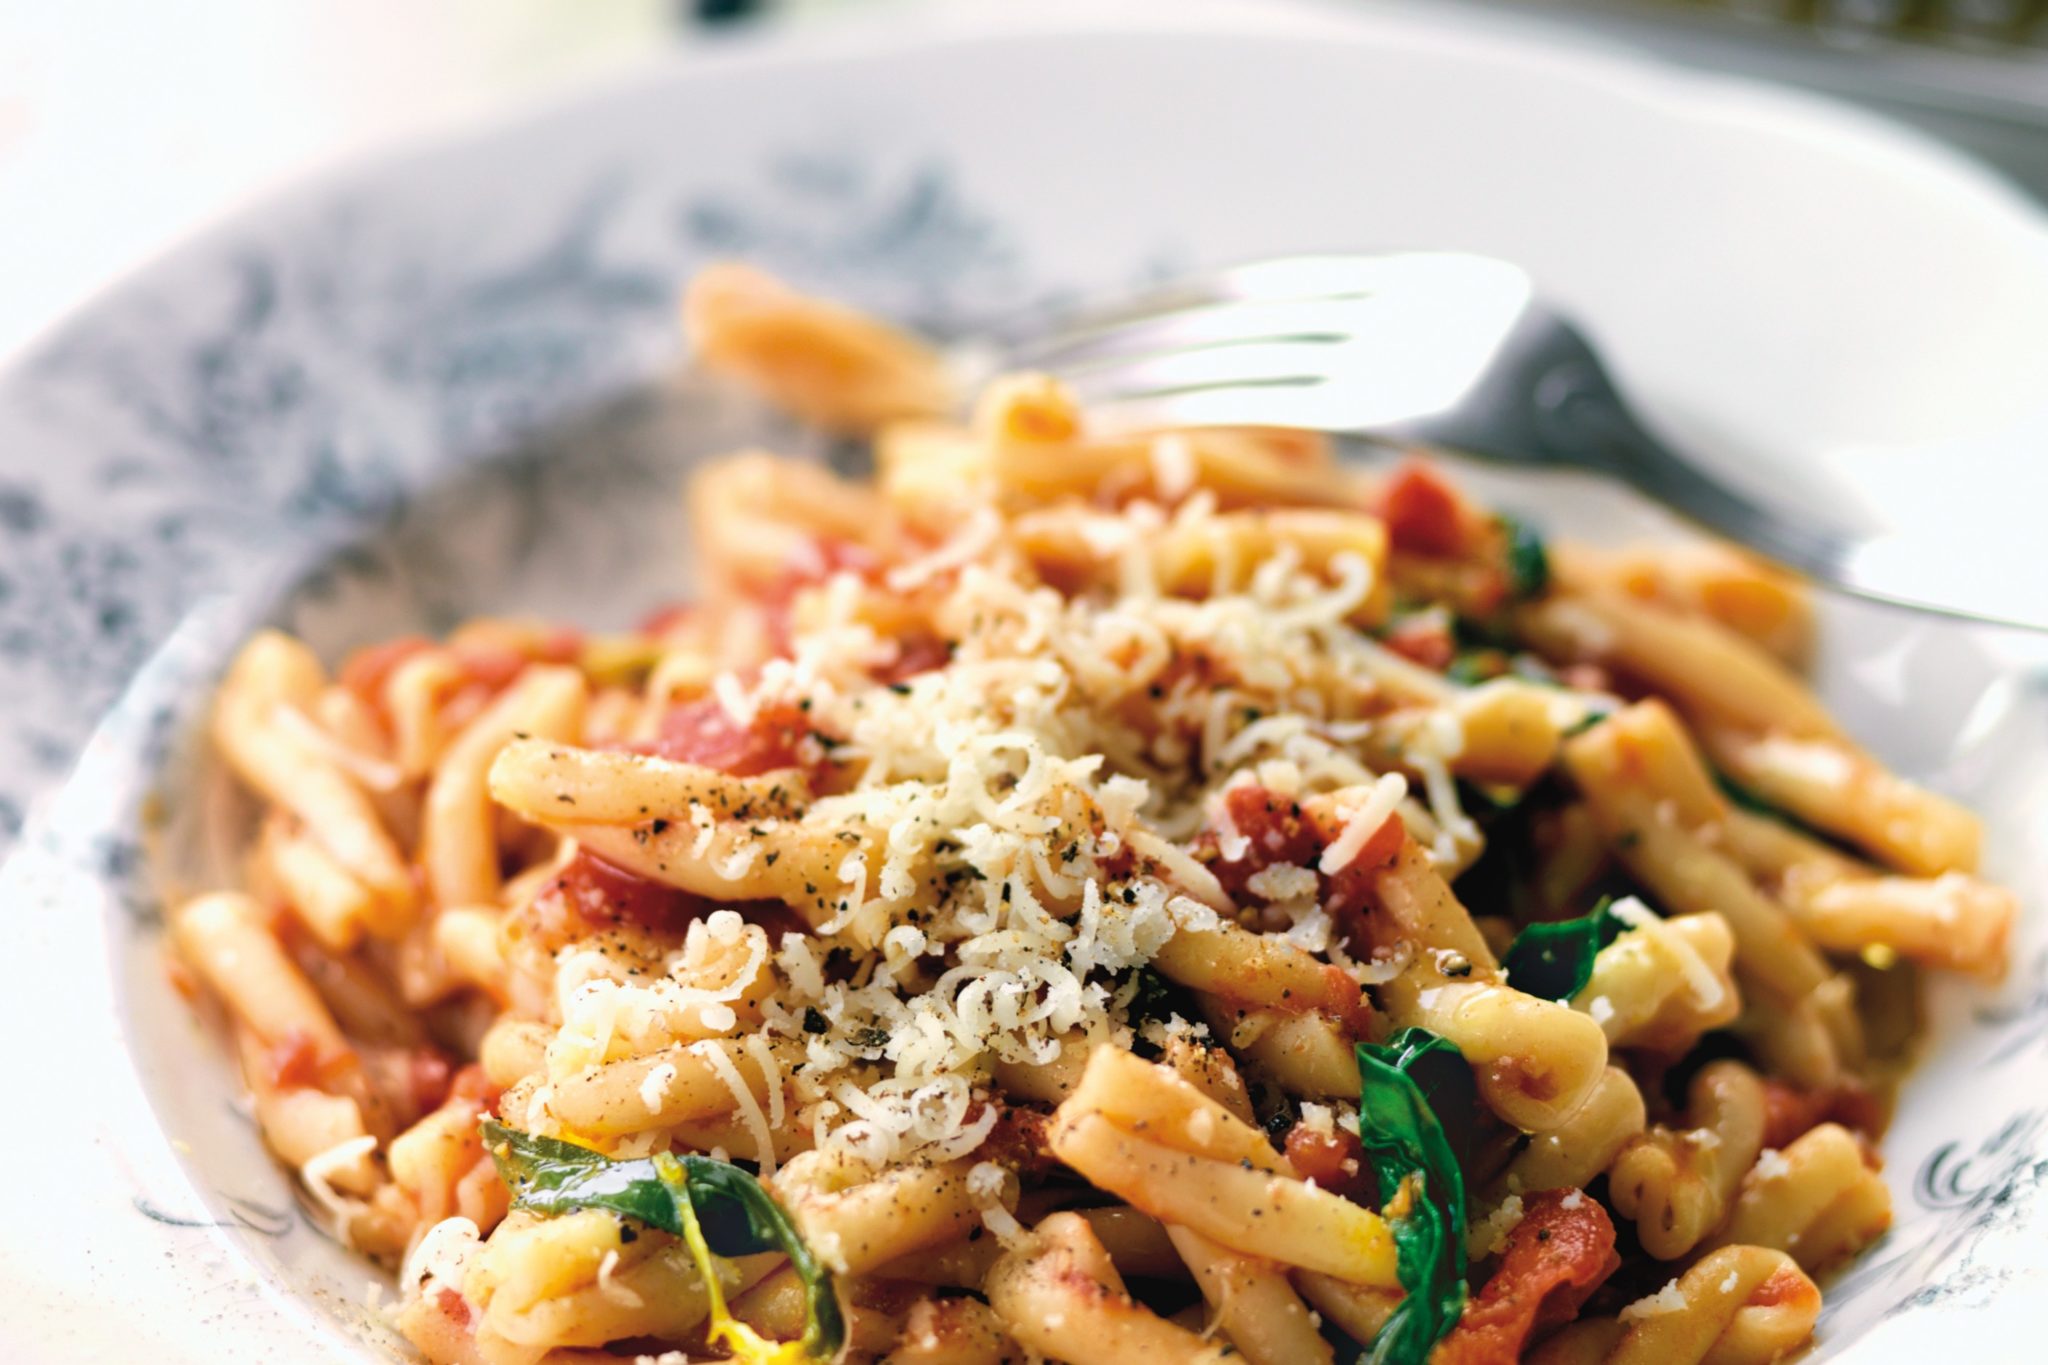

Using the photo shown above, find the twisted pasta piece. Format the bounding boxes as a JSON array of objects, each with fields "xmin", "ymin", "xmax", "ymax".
[
  {"xmin": 1167, "ymin": 1224, "xmax": 1333, "ymax": 1365},
  {"xmin": 421, "ymin": 665, "xmax": 586, "ymax": 909},
  {"xmin": 1562, "ymin": 700, "xmax": 1860, "ymax": 1089},
  {"xmin": 1209, "ymin": 1002, "xmax": 1364, "ymax": 1099},
  {"xmin": 1723, "ymin": 807, "xmax": 2014, "ymax": 978},
  {"xmin": 539, "ymin": 1036, "xmax": 779, "ymax": 1139},
  {"xmin": 1046, "ymin": 1047, "xmax": 1398, "ymax": 1286},
  {"xmin": 882, "ymin": 1296, "xmax": 1019, "ymax": 1365},
  {"xmin": 1484, "ymin": 1066, "xmax": 1647, "ymax": 1207},
  {"xmin": 253, "ymin": 813, "xmax": 385, "ymax": 952},
  {"xmin": 1367, "ymin": 836, "xmax": 1610, "ymax": 1132},
  {"xmin": 462, "ymin": 1208, "xmax": 777, "ymax": 1359},
  {"xmin": 1699, "ymin": 722, "xmax": 1979, "ymax": 877},
  {"xmin": 1574, "ymin": 908, "xmax": 1740, "ymax": 1053},
  {"xmin": 1546, "ymin": 540, "xmax": 1813, "ymax": 666},
  {"xmin": 1609, "ymin": 1061, "xmax": 1766, "ymax": 1260},
  {"xmin": 1704, "ymin": 1122, "xmax": 1892, "ymax": 1274},
  {"xmin": 1526, "ymin": 1245, "xmax": 1820, "ymax": 1365},
  {"xmin": 773, "ymin": 1149, "xmax": 1005, "ymax": 1277},
  {"xmin": 1523, "ymin": 586, "xmax": 1977, "ymax": 874},
  {"xmin": 1561, "ymin": 701, "xmax": 1827, "ymax": 1009},
  {"xmin": 684, "ymin": 260, "xmax": 952, "ymax": 435},
  {"xmin": 211, "ymin": 631, "xmax": 415, "ymax": 919},
  {"xmin": 1730, "ymin": 970, "xmax": 1864, "ymax": 1094},
  {"xmin": 986, "ymin": 1212, "xmax": 1235, "ymax": 1365}
]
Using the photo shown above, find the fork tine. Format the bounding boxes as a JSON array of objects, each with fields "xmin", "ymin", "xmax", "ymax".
[
  {"xmin": 979, "ymin": 278, "xmax": 1238, "ymax": 354},
  {"xmin": 1083, "ymin": 381, "xmax": 1337, "ymax": 434},
  {"xmin": 1009, "ymin": 296, "xmax": 1369, "ymax": 373},
  {"xmin": 1007, "ymin": 253, "xmax": 1525, "ymax": 373},
  {"xmin": 990, "ymin": 254, "xmax": 1395, "ymax": 359},
  {"xmin": 1059, "ymin": 336, "xmax": 1339, "ymax": 402}
]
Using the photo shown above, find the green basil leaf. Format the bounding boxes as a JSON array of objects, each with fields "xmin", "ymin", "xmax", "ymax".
[
  {"xmin": 1446, "ymin": 648, "xmax": 1509, "ymax": 687},
  {"xmin": 481, "ymin": 1122, "xmax": 684, "ymax": 1232},
  {"xmin": 1500, "ymin": 515, "xmax": 1550, "ymax": 599},
  {"xmin": 1501, "ymin": 896, "xmax": 1628, "ymax": 1002},
  {"xmin": 1356, "ymin": 1026, "xmax": 1473, "ymax": 1365},
  {"xmin": 481, "ymin": 1120, "xmax": 844, "ymax": 1361}
]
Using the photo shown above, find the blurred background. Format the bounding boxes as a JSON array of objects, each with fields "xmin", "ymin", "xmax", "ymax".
[{"xmin": 2, "ymin": 0, "xmax": 2045, "ymax": 364}]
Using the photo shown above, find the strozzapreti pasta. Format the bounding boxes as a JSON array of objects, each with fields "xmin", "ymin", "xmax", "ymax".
[{"xmin": 171, "ymin": 263, "xmax": 2019, "ymax": 1364}]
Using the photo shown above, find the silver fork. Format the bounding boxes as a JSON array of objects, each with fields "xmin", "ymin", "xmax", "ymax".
[{"xmin": 983, "ymin": 253, "xmax": 2039, "ymax": 631}]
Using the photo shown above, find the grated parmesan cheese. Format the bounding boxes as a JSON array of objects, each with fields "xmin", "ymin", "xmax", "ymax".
[
  {"xmin": 639, "ymin": 1062, "xmax": 679, "ymax": 1114},
  {"xmin": 979, "ymin": 1200, "xmax": 1029, "ymax": 1249},
  {"xmin": 1319, "ymin": 773, "xmax": 1409, "ymax": 874},
  {"xmin": 300, "ymin": 1134, "xmax": 378, "ymax": 1229},
  {"xmin": 695, "ymin": 1040, "xmax": 778, "ymax": 1177},
  {"xmin": 502, "ymin": 469, "xmax": 1581, "ymax": 1178},
  {"xmin": 595, "ymin": 1249, "xmax": 644, "ymax": 1308},
  {"xmin": 402, "ymin": 1215, "xmax": 480, "ymax": 1293},
  {"xmin": 1608, "ymin": 895, "xmax": 1726, "ymax": 1011},
  {"xmin": 1753, "ymin": 1147, "xmax": 1792, "ymax": 1181},
  {"xmin": 1246, "ymin": 863, "xmax": 1319, "ymax": 903},
  {"xmin": 1619, "ymin": 1280, "xmax": 1690, "ymax": 1321},
  {"xmin": 1466, "ymin": 1194, "xmax": 1526, "ymax": 1259}
]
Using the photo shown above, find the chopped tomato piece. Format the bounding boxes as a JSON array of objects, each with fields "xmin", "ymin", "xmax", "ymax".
[
  {"xmin": 976, "ymin": 1105, "xmax": 1058, "ymax": 1178},
  {"xmin": 876, "ymin": 633, "xmax": 953, "ymax": 686},
  {"xmin": 445, "ymin": 1061, "xmax": 502, "ymax": 1116},
  {"xmin": 1197, "ymin": 785, "xmax": 1322, "ymax": 900},
  {"xmin": 1751, "ymin": 1262, "xmax": 1821, "ymax": 1311},
  {"xmin": 520, "ymin": 850, "xmax": 808, "ymax": 951},
  {"xmin": 1381, "ymin": 460, "xmax": 1470, "ymax": 558},
  {"xmin": 433, "ymin": 1284, "xmax": 474, "ymax": 1324},
  {"xmin": 262, "ymin": 1027, "xmax": 355, "ymax": 1092},
  {"xmin": 1761, "ymin": 1077, "xmax": 1886, "ymax": 1148},
  {"xmin": 1437, "ymin": 1189, "xmax": 1621, "ymax": 1365},
  {"xmin": 448, "ymin": 643, "xmax": 530, "ymax": 692},
  {"xmin": 1383, "ymin": 615, "xmax": 1456, "ymax": 671},
  {"xmin": 639, "ymin": 601, "xmax": 696, "ymax": 636},
  {"xmin": 338, "ymin": 635, "xmax": 433, "ymax": 706},
  {"xmin": 1558, "ymin": 662, "xmax": 1611, "ymax": 693},
  {"xmin": 1307, "ymin": 803, "xmax": 1406, "ymax": 919},
  {"xmin": 1283, "ymin": 1122, "xmax": 1374, "ymax": 1203},
  {"xmin": 534, "ymin": 626, "xmax": 584, "ymax": 663},
  {"xmin": 1196, "ymin": 783, "xmax": 1403, "ymax": 927},
  {"xmin": 528, "ymin": 850, "xmax": 715, "ymax": 943},
  {"xmin": 264, "ymin": 1029, "xmax": 323, "ymax": 1090},
  {"xmin": 1189, "ymin": 786, "xmax": 1395, "ymax": 1036},
  {"xmin": 639, "ymin": 696, "xmax": 817, "ymax": 777},
  {"xmin": 407, "ymin": 1049, "xmax": 457, "ymax": 1116}
]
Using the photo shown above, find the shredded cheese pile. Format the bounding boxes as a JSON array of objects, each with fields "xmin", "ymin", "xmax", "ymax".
[{"xmin": 515, "ymin": 488, "xmax": 1497, "ymax": 1170}]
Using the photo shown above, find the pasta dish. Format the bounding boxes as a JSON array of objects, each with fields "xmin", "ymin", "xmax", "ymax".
[{"xmin": 169, "ymin": 264, "xmax": 2018, "ymax": 1364}]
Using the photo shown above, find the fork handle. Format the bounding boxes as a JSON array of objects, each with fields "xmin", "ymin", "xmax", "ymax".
[
  {"xmin": 1425, "ymin": 320, "xmax": 2043, "ymax": 631},
  {"xmin": 1524, "ymin": 352, "xmax": 1849, "ymax": 573}
]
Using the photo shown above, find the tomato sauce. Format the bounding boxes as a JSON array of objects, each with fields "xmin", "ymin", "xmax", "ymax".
[
  {"xmin": 1196, "ymin": 783, "xmax": 1404, "ymax": 939},
  {"xmin": 1381, "ymin": 461, "xmax": 1471, "ymax": 558},
  {"xmin": 1282, "ymin": 1122, "xmax": 1374, "ymax": 1203},
  {"xmin": 1437, "ymin": 1189, "xmax": 1621, "ymax": 1364}
]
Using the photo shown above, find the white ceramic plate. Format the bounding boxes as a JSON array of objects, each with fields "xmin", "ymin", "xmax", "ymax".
[{"xmin": 4, "ymin": 3, "xmax": 2046, "ymax": 1359}]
